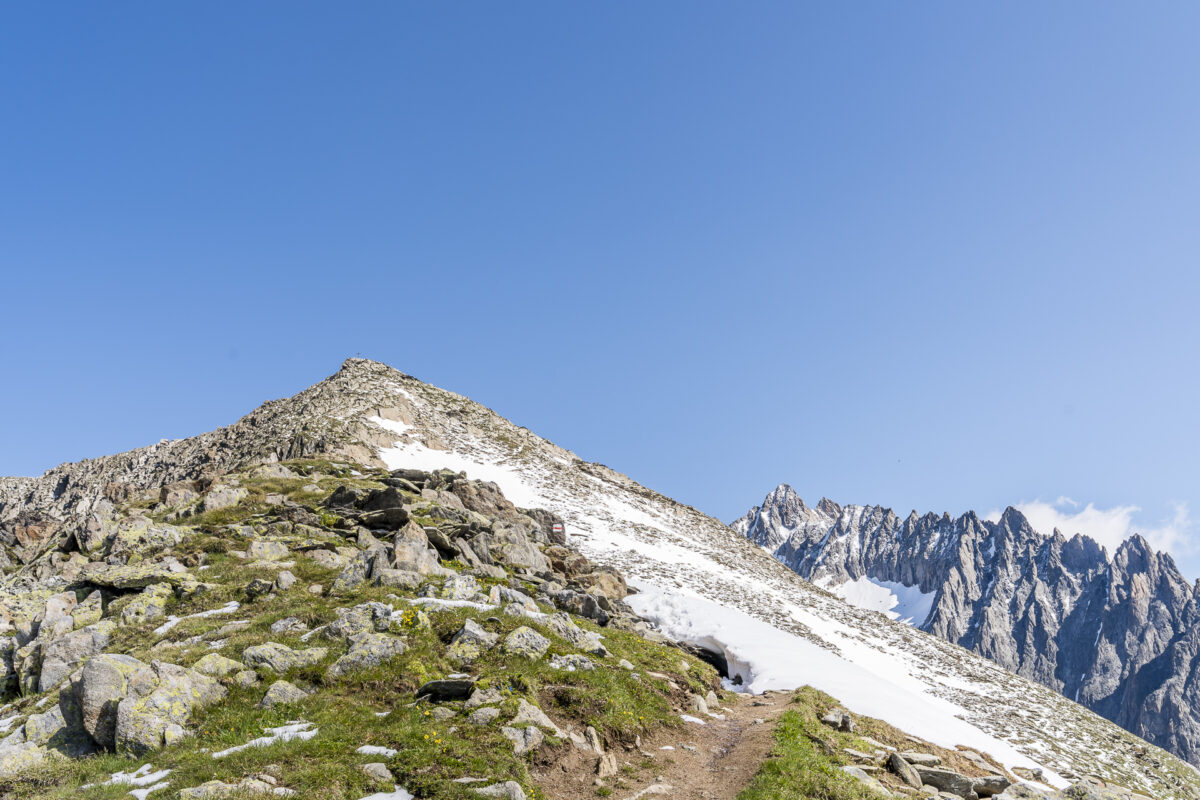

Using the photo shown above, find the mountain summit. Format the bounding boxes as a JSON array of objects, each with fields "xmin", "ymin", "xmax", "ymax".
[
  {"xmin": 734, "ymin": 484, "xmax": 1200, "ymax": 767},
  {"xmin": 1, "ymin": 360, "xmax": 1197, "ymax": 798}
]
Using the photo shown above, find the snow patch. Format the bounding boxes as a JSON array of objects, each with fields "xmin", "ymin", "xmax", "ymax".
[
  {"xmin": 832, "ymin": 577, "xmax": 936, "ymax": 627},
  {"xmin": 154, "ymin": 601, "xmax": 240, "ymax": 636},
  {"xmin": 356, "ymin": 745, "xmax": 399, "ymax": 757},
  {"xmin": 212, "ymin": 721, "xmax": 317, "ymax": 759},
  {"xmin": 628, "ymin": 582, "xmax": 1058, "ymax": 783}
]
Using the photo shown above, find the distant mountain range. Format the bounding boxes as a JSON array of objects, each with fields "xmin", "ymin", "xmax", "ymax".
[{"xmin": 733, "ymin": 484, "xmax": 1200, "ymax": 766}]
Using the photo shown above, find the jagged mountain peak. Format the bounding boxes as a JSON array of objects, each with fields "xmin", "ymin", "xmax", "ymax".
[{"xmin": 736, "ymin": 480, "xmax": 1200, "ymax": 770}]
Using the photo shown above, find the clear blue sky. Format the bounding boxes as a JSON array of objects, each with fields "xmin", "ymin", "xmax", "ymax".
[{"xmin": 4, "ymin": 5, "xmax": 1200, "ymax": 574}]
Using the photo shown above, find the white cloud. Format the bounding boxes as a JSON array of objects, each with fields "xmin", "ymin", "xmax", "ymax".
[{"xmin": 985, "ymin": 498, "xmax": 1193, "ymax": 558}]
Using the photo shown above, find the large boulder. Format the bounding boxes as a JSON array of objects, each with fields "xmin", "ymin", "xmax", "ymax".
[
  {"xmin": 74, "ymin": 654, "xmax": 158, "ymax": 748},
  {"xmin": 114, "ymin": 661, "xmax": 226, "ymax": 753},
  {"xmin": 71, "ymin": 654, "xmax": 224, "ymax": 753},
  {"xmin": 471, "ymin": 524, "xmax": 551, "ymax": 572}
]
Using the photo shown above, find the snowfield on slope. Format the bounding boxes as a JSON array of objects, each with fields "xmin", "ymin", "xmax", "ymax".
[{"xmin": 368, "ymin": 375, "xmax": 1196, "ymax": 797}]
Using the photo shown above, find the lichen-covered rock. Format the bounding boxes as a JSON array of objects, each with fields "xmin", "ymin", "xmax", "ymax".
[
  {"xmin": 258, "ymin": 680, "xmax": 309, "ymax": 708},
  {"xmin": 325, "ymin": 632, "xmax": 407, "ymax": 678},
  {"xmin": 78, "ymin": 561, "xmax": 188, "ymax": 590},
  {"xmin": 35, "ymin": 620, "xmax": 114, "ymax": 692},
  {"xmin": 840, "ymin": 765, "xmax": 891, "ymax": 796},
  {"xmin": 468, "ymin": 706, "xmax": 501, "ymax": 725},
  {"xmin": 545, "ymin": 612, "xmax": 606, "ymax": 657},
  {"xmin": 200, "ymin": 484, "xmax": 248, "ymax": 513},
  {"xmin": 247, "ymin": 540, "xmax": 290, "ymax": 561},
  {"xmin": 474, "ymin": 781, "xmax": 527, "ymax": 800},
  {"xmin": 465, "ymin": 687, "xmax": 502, "ymax": 708},
  {"xmin": 23, "ymin": 706, "xmax": 65, "ymax": 746},
  {"xmin": 114, "ymin": 661, "xmax": 226, "ymax": 753},
  {"xmin": 325, "ymin": 602, "xmax": 392, "ymax": 641},
  {"xmin": 0, "ymin": 740, "xmax": 46, "ymax": 778},
  {"xmin": 502, "ymin": 626, "xmax": 550, "ymax": 659},
  {"xmin": 269, "ymin": 616, "xmax": 308, "ymax": 635},
  {"xmin": 509, "ymin": 698, "xmax": 562, "ymax": 736},
  {"xmin": 436, "ymin": 574, "xmax": 481, "ymax": 601},
  {"xmin": 549, "ymin": 653, "xmax": 595, "ymax": 671},
  {"xmin": 70, "ymin": 591, "xmax": 104, "ymax": 629},
  {"xmin": 106, "ymin": 518, "xmax": 186, "ymax": 560},
  {"xmin": 500, "ymin": 724, "xmax": 544, "ymax": 755},
  {"xmin": 73, "ymin": 653, "xmax": 158, "ymax": 748},
  {"xmin": 191, "ymin": 653, "xmax": 244, "ymax": 677},
  {"xmin": 447, "ymin": 618, "xmax": 498, "ymax": 662},
  {"xmin": 120, "ymin": 584, "xmax": 175, "ymax": 626},
  {"xmin": 242, "ymin": 642, "xmax": 327, "ymax": 674}
]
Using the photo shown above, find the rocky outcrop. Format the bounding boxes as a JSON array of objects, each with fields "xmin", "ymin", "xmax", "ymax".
[{"xmin": 734, "ymin": 484, "xmax": 1200, "ymax": 766}]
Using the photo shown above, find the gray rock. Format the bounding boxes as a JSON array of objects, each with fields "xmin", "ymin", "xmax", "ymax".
[
  {"xmin": 242, "ymin": 642, "xmax": 327, "ymax": 673},
  {"xmin": 361, "ymin": 762, "xmax": 394, "ymax": 782},
  {"xmin": 913, "ymin": 765, "xmax": 977, "ymax": 798},
  {"xmin": 501, "ymin": 724, "xmax": 544, "ymax": 755},
  {"xmin": 201, "ymin": 484, "xmax": 248, "ymax": 512},
  {"xmin": 840, "ymin": 765, "xmax": 892, "ymax": 796},
  {"xmin": 38, "ymin": 621, "xmax": 114, "ymax": 691},
  {"xmin": 474, "ymin": 781, "xmax": 526, "ymax": 800},
  {"xmin": 502, "ymin": 627, "xmax": 550, "ymax": 659},
  {"xmin": 258, "ymin": 680, "xmax": 309, "ymax": 708},
  {"xmin": 270, "ymin": 617, "xmax": 309, "ymax": 634},
  {"xmin": 325, "ymin": 632, "xmax": 407, "ymax": 678},
  {"xmin": 448, "ymin": 619, "xmax": 499, "ymax": 662},
  {"xmin": 191, "ymin": 653, "xmax": 244, "ymax": 677},
  {"xmin": 549, "ymin": 654, "xmax": 595, "ymax": 671},
  {"xmin": 467, "ymin": 707, "xmax": 501, "ymax": 725},
  {"xmin": 508, "ymin": 698, "xmax": 562, "ymax": 736},
  {"xmin": 247, "ymin": 540, "xmax": 289, "ymax": 561},
  {"xmin": 888, "ymin": 752, "xmax": 922, "ymax": 788},
  {"xmin": 465, "ymin": 687, "xmax": 502, "ymax": 708}
]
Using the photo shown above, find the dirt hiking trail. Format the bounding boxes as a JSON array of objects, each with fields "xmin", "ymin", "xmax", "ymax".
[{"xmin": 534, "ymin": 690, "xmax": 793, "ymax": 800}]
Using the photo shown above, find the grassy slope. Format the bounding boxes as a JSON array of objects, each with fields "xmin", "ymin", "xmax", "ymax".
[{"xmin": 1, "ymin": 461, "xmax": 718, "ymax": 800}]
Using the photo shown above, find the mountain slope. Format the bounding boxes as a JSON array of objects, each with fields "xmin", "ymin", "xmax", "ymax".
[
  {"xmin": 732, "ymin": 483, "xmax": 1200, "ymax": 768},
  {"xmin": 3, "ymin": 359, "xmax": 1198, "ymax": 798}
]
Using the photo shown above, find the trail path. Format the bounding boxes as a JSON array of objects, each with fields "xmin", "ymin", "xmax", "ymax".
[{"xmin": 535, "ymin": 691, "xmax": 793, "ymax": 800}]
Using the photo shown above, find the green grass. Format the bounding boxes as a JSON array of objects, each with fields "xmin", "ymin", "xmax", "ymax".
[{"xmin": 736, "ymin": 690, "xmax": 888, "ymax": 800}]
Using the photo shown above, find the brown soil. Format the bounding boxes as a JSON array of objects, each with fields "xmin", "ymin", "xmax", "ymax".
[{"xmin": 533, "ymin": 691, "xmax": 794, "ymax": 800}]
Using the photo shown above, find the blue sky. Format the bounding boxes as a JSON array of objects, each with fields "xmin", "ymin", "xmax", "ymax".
[{"xmin": 3, "ymin": 5, "xmax": 1200, "ymax": 575}]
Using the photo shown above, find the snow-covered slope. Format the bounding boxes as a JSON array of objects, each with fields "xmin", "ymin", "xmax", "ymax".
[{"xmin": 346, "ymin": 361, "xmax": 1197, "ymax": 798}]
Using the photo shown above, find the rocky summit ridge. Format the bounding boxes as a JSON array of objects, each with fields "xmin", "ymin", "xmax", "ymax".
[
  {"xmin": 0, "ymin": 359, "xmax": 1197, "ymax": 799},
  {"xmin": 733, "ymin": 483, "xmax": 1200, "ymax": 768}
]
